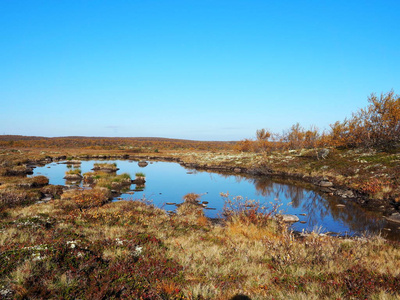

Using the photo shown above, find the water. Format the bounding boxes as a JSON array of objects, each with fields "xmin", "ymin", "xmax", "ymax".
[{"xmin": 31, "ymin": 160, "xmax": 399, "ymax": 238}]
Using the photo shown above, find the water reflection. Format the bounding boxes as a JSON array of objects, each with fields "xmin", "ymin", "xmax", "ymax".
[
  {"xmin": 247, "ymin": 176, "xmax": 387, "ymax": 236},
  {"xmin": 29, "ymin": 160, "xmax": 398, "ymax": 239}
]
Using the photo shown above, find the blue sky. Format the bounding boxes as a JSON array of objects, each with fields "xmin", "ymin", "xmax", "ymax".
[{"xmin": 1, "ymin": 1, "xmax": 399, "ymax": 141}]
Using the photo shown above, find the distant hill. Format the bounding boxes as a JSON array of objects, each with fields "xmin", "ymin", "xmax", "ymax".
[
  {"xmin": 0, "ymin": 135, "xmax": 49, "ymax": 141},
  {"xmin": 0, "ymin": 135, "xmax": 236, "ymax": 143},
  {"xmin": 0, "ymin": 135, "xmax": 236, "ymax": 151}
]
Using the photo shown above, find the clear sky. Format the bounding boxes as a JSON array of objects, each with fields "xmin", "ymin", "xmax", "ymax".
[{"xmin": 1, "ymin": 1, "xmax": 399, "ymax": 141}]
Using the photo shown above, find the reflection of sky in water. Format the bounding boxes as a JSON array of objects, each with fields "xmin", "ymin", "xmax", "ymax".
[{"xmin": 30, "ymin": 160, "xmax": 394, "ymax": 237}]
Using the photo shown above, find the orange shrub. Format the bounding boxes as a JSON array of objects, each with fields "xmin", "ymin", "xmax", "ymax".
[{"xmin": 61, "ymin": 188, "xmax": 111, "ymax": 209}]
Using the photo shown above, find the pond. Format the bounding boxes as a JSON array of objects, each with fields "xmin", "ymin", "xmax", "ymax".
[{"xmin": 30, "ymin": 159, "xmax": 399, "ymax": 239}]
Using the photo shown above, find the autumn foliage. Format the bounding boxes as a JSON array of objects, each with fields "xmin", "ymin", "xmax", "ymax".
[
  {"xmin": 329, "ymin": 90, "xmax": 400, "ymax": 149},
  {"xmin": 237, "ymin": 90, "xmax": 400, "ymax": 152},
  {"xmin": 61, "ymin": 188, "xmax": 111, "ymax": 209}
]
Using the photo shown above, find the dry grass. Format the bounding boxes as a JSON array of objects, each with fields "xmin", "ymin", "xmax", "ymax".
[
  {"xmin": 1, "ymin": 194, "xmax": 400, "ymax": 299},
  {"xmin": 1, "ymin": 147, "xmax": 400, "ymax": 299}
]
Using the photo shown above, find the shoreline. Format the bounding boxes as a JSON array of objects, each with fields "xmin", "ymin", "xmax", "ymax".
[{"xmin": 14, "ymin": 149, "xmax": 398, "ymax": 221}]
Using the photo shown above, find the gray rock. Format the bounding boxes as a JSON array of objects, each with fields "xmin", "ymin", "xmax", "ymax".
[
  {"xmin": 385, "ymin": 213, "xmax": 400, "ymax": 224},
  {"xmin": 335, "ymin": 189, "xmax": 355, "ymax": 198},
  {"xmin": 341, "ymin": 190, "xmax": 354, "ymax": 198},
  {"xmin": 319, "ymin": 180, "xmax": 333, "ymax": 187},
  {"xmin": 320, "ymin": 187, "xmax": 333, "ymax": 193},
  {"xmin": 138, "ymin": 161, "xmax": 148, "ymax": 167},
  {"xmin": 278, "ymin": 214, "xmax": 299, "ymax": 222},
  {"xmin": 40, "ymin": 197, "xmax": 52, "ymax": 202}
]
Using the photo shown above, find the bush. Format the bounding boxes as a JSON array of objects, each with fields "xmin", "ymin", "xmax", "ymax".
[
  {"xmin": 221, "ymin": 193, "xmax": 278, "ymax": 226},
  {"xmin": 0, "ymin": 188, "xmax": 41, "ymax": 211},
  {"xmin": 61, "ymin": 188, "xmax": 111, "ymax": 209},
  {"xmin": 239, "ymin": 90, "xmax": 399, "ymax": 151}
]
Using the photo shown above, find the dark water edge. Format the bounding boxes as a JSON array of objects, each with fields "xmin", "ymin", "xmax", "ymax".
[{"xmin": 30, "ymin": 159, "xmax": 400, "ymax": 241}]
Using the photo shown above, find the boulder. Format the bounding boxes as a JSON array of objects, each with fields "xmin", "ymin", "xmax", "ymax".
[
  {"xmin": 319, "ymin": 180, "xmax": 333, "ymax": 187},
  {"xmin": 278, "ymin": 214, "xmax": 299, "ymax": 223}
]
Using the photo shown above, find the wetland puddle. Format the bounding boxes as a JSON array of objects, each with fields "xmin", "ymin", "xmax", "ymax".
[{"xmin": 30, "ymin": 159, "xmax": 399, "ymax": 239}]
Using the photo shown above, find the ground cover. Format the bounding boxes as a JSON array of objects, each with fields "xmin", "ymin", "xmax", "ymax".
[
  {"xmin": 1, "ymin": 147, "xmax": 400, "ymax": 299},
  {"xmin": 1, "ymin": 192, "xmax": 400, "ymax": 299}
]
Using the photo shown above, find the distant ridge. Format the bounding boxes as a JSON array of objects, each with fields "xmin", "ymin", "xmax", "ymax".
[
  {"xmin": 0, "ymin": 135, "xmax": 48, "ymax": 141},
  {"xmin": 0, "ymin": 135, "xmax": 236, "ymax": 144}
]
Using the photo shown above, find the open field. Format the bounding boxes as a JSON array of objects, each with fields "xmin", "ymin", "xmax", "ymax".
[{"xmin": 1, "ymin": 139, "xmax": 400, "ymax": 299}]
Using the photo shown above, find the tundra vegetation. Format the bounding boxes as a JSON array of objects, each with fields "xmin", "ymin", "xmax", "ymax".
[{"xmin": 0, "ymin": 90, "xmax": 400, "ymax": 299}]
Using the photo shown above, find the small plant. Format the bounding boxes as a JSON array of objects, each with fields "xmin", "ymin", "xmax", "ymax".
[
  {"xmin": 176, "ymin": 193, "xmax": 205, "ymax": 219},
  {"xmin": 221, "ymin": 192, "xmax": 278, "ymax": 226},
  {"xmin": 114, "ymin": 173, "xmax": 130, "ymax": 182},
  {"xmin": 135, "ymin": 172, "xmax": 146, "ymax": 178},
  {"xmin": 92, "ymin": 163, "xmax": 118, "ymax": 172},
  {"xmin": 65, "ymin": 169, "xmax": 81, "ymax": 175}
]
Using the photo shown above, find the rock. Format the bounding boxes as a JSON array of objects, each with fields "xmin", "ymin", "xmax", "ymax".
[
  {"xmin": 39, "ymin": 197, "xmax": 52, "ymax": 202},
  {"xmin": 278, "ymin": 214, "xmax": 299, "ymax": 222},
  {"xmin": 336, "ymin": 189, "xmax": 355, "ymax": 198},
  {"xmin": 336, "ymin": 204, "xmax": 346, "ymax": 208},
  {"xmin": 317, "ymin": 148, "xmax": 330, "ymax": 160},
  {"xmin": 138, "ymin": 161, "xmax": 148, "ymax": 167},
  {"xmin": 320, "ymin": 187, "xmax": 333, "ymax": 193},
  {"xmin": 385, "ymin": 213, "xmax": 400, "ymax": 224},
  {"xmin": 342, "ymin": 190, "xmax": 354, "ymax": 198},
  {"xmin": 63, "ymin": 174, "xmax": 83, "ymax": 180},
  {"xmin": 234, "ymin": 168, "xmax": 241, "ymax": 173},
  {"xmin": 319, "ymin": 180, "xmax": 333, "ymax": 187}
]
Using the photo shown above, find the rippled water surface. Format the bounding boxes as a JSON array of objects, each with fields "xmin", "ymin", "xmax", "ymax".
[{"xmin": 31, "ymin": 160, "xmax": 399, "ymax": 238}]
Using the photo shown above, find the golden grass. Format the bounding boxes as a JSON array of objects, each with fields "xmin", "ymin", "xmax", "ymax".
[
  {"xmin": 1, "ymin": 195, "xmax": 400, "ymax": 299},
  {"xmin": 1, "ymin": 146, "xmax": 400, "ymax": 298}
]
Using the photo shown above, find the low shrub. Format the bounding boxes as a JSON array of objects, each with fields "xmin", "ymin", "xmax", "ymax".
[
  {"xmin": 61, "ymin": 188, "xmax": 111, "ymax": 209},
  {"xmin": 0, "ymin": 188, "xmax": 41, "ymax": 211},
  {"xmin": 221, "ymin": 192, "xmax": 278, "ymax": 226}
]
